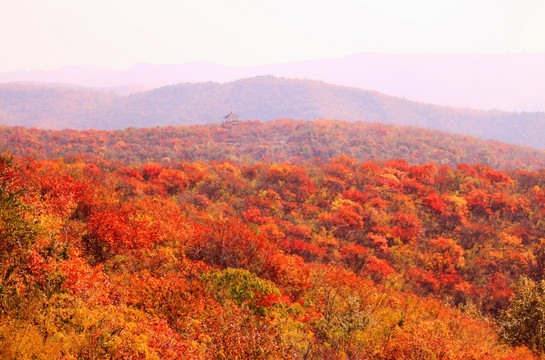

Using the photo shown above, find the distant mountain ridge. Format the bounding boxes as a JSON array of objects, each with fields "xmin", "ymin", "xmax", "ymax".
[
  {"xmin": 2, "ymin": 76, "xmax": 545, "ymax": 149},
  {"xmin": 2, "ymin": 53, "xmax": 545, "ymax": 111}
]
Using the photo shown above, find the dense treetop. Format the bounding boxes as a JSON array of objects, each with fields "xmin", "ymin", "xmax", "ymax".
[{"xmin": 2, "ymin": 147, "xmax": 545, "ymax": 358}]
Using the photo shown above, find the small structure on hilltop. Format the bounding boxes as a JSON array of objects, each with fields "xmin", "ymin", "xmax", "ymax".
[{"xmin": 222, "ymin": 112, "xmax": 241, "ymax": 126}]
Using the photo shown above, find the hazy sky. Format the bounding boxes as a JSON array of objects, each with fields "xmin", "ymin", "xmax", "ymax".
[{"xmin": 1, "ymin": 0, "xmax": 544, "ymax": 71}]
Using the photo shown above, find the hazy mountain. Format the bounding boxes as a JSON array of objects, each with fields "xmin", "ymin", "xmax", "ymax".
[
  {"xmin": 0, "ymin": 83, "xmax": 118, "ymax": 128},
  {"xmin": 5, "ymin": 81, "xmax": 148, "ymax": 96},
  {"xmin": 2, "ymin": 76, "xmax": 545, "ymax": 150},
  {"xmin": 2, "ymin": 54, "xmax": 545, "ymax": 112}
]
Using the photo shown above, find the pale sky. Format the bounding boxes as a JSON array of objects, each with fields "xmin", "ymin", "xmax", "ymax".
[{"xmin": 1, "ymin": 0, "xmax": 544, "ymax": 71}]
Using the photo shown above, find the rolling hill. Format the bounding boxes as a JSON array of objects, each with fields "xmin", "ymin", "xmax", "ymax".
[
  {"xmin": 2, "ymin": 119, "xmax": 545, "ymax": 171},
  {"xmin": 2, "ymin": 77, "xmax": 545, "ymax": 149}
]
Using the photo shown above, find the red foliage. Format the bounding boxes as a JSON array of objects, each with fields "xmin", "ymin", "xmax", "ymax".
[
  {"xmin": 406, "ymin": 268, "xmax": 440, "ymax": 293},
  {"xmin": 186, "ymin": 218, "xmax": 273, "ymax": 271},
  {"xmin": 363, "ymin": 256, "xmax": 395, "ymax": 281},
  {"xmin": 142, "ymin": 163, "xmax": 164, "ymax": 180},
  {"xmin": 423, "ymin": 191, "xmax": 447, "ymax": 214},
  {"xmin": 279, "ymin": 237, "xmax": 326, "ymax": 261},
  {"xmin": 342, "ymin": 188, "xmax": 369, "ymax": 203},
  {"xmin": 393, "ymin": 212, "xmax": 422, "ymax": 243}
]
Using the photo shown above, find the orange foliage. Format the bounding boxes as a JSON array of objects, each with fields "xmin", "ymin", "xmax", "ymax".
[{"xmin": 2, "ymin": 150, "xmax": 544, "ymax": 358}]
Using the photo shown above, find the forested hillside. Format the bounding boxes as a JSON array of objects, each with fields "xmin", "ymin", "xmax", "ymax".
[
  {"xmin": 3, "ymin": 149, "xmax": 545, "ymax": 358},
  {"xmin": 2, "ymin": 77, "xmax": 545, "ymax": 149},
  {"xmin": 2, "ymin": 119, "xmax": 545, "ymax": 171},
  {"xmin": 4, "ymin": 104, "xmax": 545, "ymax": 358}
]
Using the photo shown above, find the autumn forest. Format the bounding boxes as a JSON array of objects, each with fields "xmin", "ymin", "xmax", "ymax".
[{"xmin": 3, "ymin": 118, "xmax": 545, "ymax": 359}]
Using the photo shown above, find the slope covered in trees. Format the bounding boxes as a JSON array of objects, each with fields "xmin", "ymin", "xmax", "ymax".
[
  {"xmin": 5, "ymin": 148, "xmax": 545, "ymax": 359},
  {"xmin": 2, "ymin": 77, "xmax": 545, "ymax": 149},
  {"xmin": 2, "ymin": 119, "xmax": 545, "ymax": 171},
  {"xmin": 4, "ymin": 151, "xmax": 545, "ymax": 358}
]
